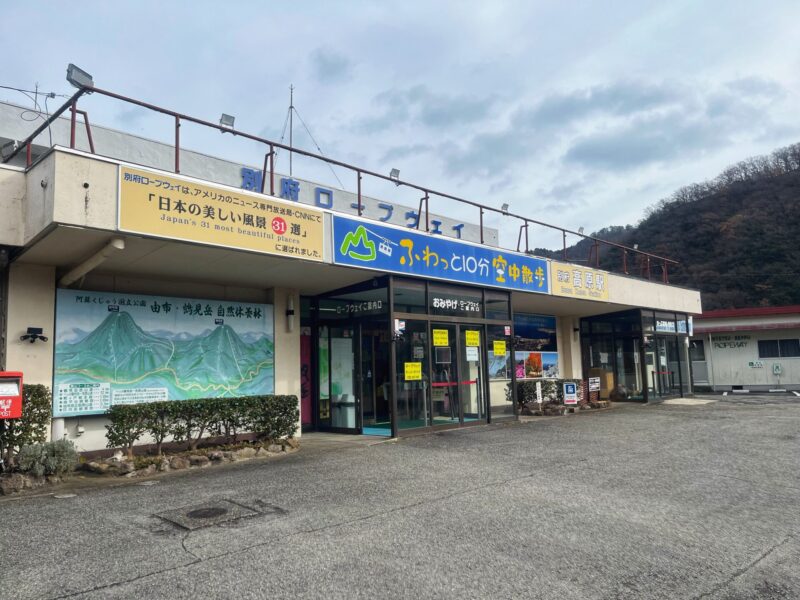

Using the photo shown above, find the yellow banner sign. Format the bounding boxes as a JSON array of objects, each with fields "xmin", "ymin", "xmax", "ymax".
[
  {"xmin": 551, "ymin": 261, "xmax": 609, "ymax": 301},
  {"xmin": 465, "ymin": 330, "xmax": 480, "ymax": 347},
  {"xmin": 404, "ymin": 362, "xmax": 422, "ymax": 381},
  {"xmin": 119, "ymin": 166, "xmax": 324, "ymax": 262},
  {"xmin": 493, "ymin": 340, "xmax": 506, "ymax": 356},
  {"xmin": 432, "ymin": 329, "xmax": 449, "ymax": 347}
]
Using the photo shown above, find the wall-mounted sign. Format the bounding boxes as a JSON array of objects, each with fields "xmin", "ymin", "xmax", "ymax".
[
  {"xmin": 588, "ymin": 377, "xmax": 601, "ymax": 392},
  {"xmin": 404, "ymin": 362, "xmax": 422, "ymax": 381},
  {"xmin": 493, "ymin": 340, "xmax": 506, "ymax": 356},
  {"xmin": 656, "ymin": 319, "xmax": 677, "ymax": 333},
  {"xmin": 433, "ymin": 329, "xmax": 449, "ymax": 347},
  {"xmin": 333, "ymin": 216, "xmax": 549, "ymax": 294},
  {"xmin": 430, "ymin": 296, "xmax": 481, "ymax": 315},
  {"xmin": 748, "ymin": 361, "xmax": 764, "ymax": 368},
  {"xmin": 120, "ymin": 166, "xmax": 324, "ymax": 262},
  {"xmin": 465, "ymin": 347, "xmax": 479, "ymax": 361},
  {"xmin": 711, "ymin": 335, "xmax": 749, "ymax": 349},
  {"xmin": 551, "ymin": 261, "xmax": 609, "ymax": 301},
  {"xmin": 53, "ymin": 289, "xmax": 274, "ymax": 417},
  {"xmin": 465, "ymin": 331, "xmax": 480, "ymax": 347}
]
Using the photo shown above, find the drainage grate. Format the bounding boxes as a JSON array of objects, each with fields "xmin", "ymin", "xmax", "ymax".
[{"xmin": 156, "ymin": 500, "xmax": 258, "ymax": 530}]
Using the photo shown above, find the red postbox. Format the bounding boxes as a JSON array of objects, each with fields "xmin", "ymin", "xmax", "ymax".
[{"xmin": 0, "ymin": 372, "xmax": 23, "ymax": 419}]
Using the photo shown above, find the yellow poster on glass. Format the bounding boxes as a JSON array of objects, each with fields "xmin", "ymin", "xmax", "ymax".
[
  {"xmin": 493, "ymin": 340, "xmax": 506, "ymax": 356},
  {"xmin": 432, "ymin": 329, "xmax": 449, "ymax": 347},
  {"xmin": 119, "ymin": 166, "xmax": 325, "ymax": 262},
  {"xmin": 404, "ymin": 362, "xmax": 422, "ymax": 381},
  {"xmin": 465, "ymin": 330, "xmax": 480, "ymax": 347}
]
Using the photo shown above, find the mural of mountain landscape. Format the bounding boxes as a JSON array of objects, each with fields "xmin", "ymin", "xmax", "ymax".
[
  {"xmin": 53, "ymin": 290, "xmax": 274, "ymax": 416},
  {"xmin": 55, "ymin": 311, "xmax": 274, "ymax": 399}
]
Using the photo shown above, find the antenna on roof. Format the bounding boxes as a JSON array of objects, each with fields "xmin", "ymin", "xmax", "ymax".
[{"xmin": 276, "ymin": 86, "xmax": 345, "ymax": 189}]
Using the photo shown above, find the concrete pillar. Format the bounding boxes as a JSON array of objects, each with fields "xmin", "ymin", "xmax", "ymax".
[{"xmin": 271, "ymin": 287, "xmax": 302, "ymax": 436}]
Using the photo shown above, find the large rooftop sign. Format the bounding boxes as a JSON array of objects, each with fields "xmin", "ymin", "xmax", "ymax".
[
  {"xmin": 118, "ymin": 166, "xmax": 325, "ymax": 261},
  {"xmin": 333, "ymin": 215, "xmax": 549, "ymax": 294}
]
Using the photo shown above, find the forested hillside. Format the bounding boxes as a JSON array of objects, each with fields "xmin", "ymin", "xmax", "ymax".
[{"xmin": 538, "ymin": 143, "xmax": 800, "ymax": 310}]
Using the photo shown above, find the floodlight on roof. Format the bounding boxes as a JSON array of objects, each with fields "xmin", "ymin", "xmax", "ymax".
[
  {"xmin": 389, "ymin": 168, "xmax": 400, "ymax": 181},
  {"xmin": 219, "ymin": 113, "xmax": 235, "ymax": 129},
  {"xmin": 66, "ymin": 64, "xmax": 94, "ymax": 89},
  {"xmin": 578, "ymin": 226, "xmax": 584, "ymax": 235},
  {"xmin": 501, "ymin": 203, "xmax": 509, "ymax": 214}
]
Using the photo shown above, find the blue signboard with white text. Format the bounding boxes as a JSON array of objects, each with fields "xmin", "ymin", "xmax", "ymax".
[{"xmin": 333, "ymin": 216, "xmax": 549, "ymax": 294}]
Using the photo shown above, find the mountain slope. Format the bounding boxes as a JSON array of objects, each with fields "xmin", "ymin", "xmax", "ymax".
[{"xmin": 543, "ymin": 142, "xmax": 800, "ymax": 310}]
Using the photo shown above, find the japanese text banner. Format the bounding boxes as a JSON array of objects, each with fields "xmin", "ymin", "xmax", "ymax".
[
  {"xmin": 119, "ymin": 166, "xmax": 324, "ymax": 261},
  {"xmin": 333, "ymin": 216, "xmax": 549, "ymax": 294},
  {"xmin": 550, "ymin": 261, "xmax": 610, "ymax": 301}
]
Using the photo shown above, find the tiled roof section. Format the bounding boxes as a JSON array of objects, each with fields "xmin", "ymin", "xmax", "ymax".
[{"xmin": 698, "ymin": 305, "xmax": 800, "ymax": 319}]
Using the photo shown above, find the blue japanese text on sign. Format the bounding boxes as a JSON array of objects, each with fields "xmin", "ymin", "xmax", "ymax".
[{"xmin": 333, "ymin": 216, "xmax": 549, "ymax": 294}]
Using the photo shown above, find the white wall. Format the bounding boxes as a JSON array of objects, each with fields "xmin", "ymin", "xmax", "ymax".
[{"xmin": 694, "ymin": 328, "xmax": 800, "ymax": 391}]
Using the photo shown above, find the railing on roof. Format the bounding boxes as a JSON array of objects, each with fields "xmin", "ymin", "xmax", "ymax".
[{"xmin": 3, "ymin": 86, "xmax": 679, "ymax": 283}]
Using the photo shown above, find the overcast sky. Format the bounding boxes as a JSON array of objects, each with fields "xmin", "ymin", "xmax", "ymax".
[{"xmin": 3, "ymin": 1, "xmax": 799, "ymax": 250}]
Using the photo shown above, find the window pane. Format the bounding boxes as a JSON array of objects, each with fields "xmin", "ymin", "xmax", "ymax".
[
  {"xmin": 485, "ymin": 291, "xmax": 510, "ymax": 320},
  {"xmin": 758, "ymin": 340, "xmax": 780, "ymax": 358},
  {"xmin": 779, "ymin": 339, "xmax": 800, "ymax": 357},
  {"xmin": 429, "ymin": 284, "xmax": 483, "ymax": 317},
  {"xmin": 487, "ymin": 325, "xmax": 514, "ymax": 419},
  {"xmin": 689, "ymin": 340, "xmax": 705, "ymax": 361},
  {"xmin": 393, "ymin": 279, "xmax": 426, "ymax": 314}
]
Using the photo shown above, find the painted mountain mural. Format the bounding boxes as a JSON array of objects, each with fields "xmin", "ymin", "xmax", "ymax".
[{"xmin": 55, "ymin": 311, "xmax": 274, "ymax": 399}]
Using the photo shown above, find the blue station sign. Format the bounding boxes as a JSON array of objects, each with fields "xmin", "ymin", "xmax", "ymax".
[{"xmin": 333, "ymin": 216, "xmax": 549, "ymax": 294}]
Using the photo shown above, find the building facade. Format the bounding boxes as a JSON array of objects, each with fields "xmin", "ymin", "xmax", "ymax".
[
  {"xmin": 0, "ymin": 94, "xmax": 701, "ymax": 452},
  {"xmin": 691, "ymin": 306, "xmax": 800, "ymax": 392}
]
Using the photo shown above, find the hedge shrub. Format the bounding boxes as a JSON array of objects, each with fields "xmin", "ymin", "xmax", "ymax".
[
  {"xmin": 105, "ymin": 395, "xmax": 299, "ymax": 456},
  {"xmin": 507, "ymin": 379, "xmax": 584, "ymax": 407},
  {"xmin": 0, "ymin": 384, "xmax": 52, "ymax": 467},
  {"xmin": 17, "ymin": 439, "xmax": 78, "ymax": 477}
]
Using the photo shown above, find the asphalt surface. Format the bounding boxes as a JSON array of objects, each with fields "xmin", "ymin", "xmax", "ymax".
[{"xmin": 1, "ymin": 394, "xmax": 799, "ymax": 599}]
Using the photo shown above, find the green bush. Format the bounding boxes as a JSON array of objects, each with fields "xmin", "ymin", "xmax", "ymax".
[
  {"xmin": 17, "ymin": 439, "xmax": 78, "ymax": 477},
  {"xmin": 105, "ymin": 404, "xmax": 148, "ymax": 458},
  {"xmin": 247, "ymin": 395, "xmax": 299, "ymax": 442},
  {"xmin": 0, "ymin": 384, "xmax": 52, "ymax": 466},
  {"xmin": 141, "ymin": 402, "xmax": 179, "ymax": 456},
  {"xmin": 104, "ymin": 395, "xmax": 299, "ymax": 455}
]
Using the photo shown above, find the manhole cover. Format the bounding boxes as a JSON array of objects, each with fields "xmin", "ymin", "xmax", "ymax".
[
  {"xmin": 156, "ymin": 500, "xmax": 257, "ymax": 530},
  {"xmin": 186, "ymin": 507, "xmax": 227, "ymax": 519}
]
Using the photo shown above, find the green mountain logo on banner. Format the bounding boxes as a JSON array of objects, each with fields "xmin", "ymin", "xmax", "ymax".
[{"xmin": 339, "ymin": 225, "xmax": 376, "ymax": 261}]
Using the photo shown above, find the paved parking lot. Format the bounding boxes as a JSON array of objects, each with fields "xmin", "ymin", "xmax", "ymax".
[{"xmin": 1, "ymin": 394, "xmax": 798, "ymax": 599}]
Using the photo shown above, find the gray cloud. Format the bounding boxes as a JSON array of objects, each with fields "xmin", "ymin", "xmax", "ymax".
[
  {"xmin": 381, "ymin": 142, "xmax": 434, "ymax": 163},
  {"xmin": 309, "ymin": 47, "xmax": 352, "ymax": 84},
  {"xmin": 445, "ymin": 77, "xmax": 789, "ymax": 177},
  {"xmin": 355, "ymin": 85, "xmax": 497, "ymax": 133}
]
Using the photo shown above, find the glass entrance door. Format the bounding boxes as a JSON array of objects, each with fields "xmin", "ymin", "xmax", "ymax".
[
  {"xmin": 459, "ymin": 326, "xmax": 485, "ymax": 422},
  {"xmin": 361, "ymin": 322, "xmax": 391, "ymax": 436},
  {"xmin": 431, "ymin": 324, "xmax": 459, "ymax": 426},
  {"xmin": 329, "ymin": 326, "xmax": 358, "ymax": 431}
]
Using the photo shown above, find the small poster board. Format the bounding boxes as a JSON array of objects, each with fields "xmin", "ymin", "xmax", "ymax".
[
  {"xmin": 466, "ymin": 346, "xmax": 479, "ymax": 361},
  {"xmin": 588, "ymin": 377, "xmax": 601, "ymax": 392},
  {"xmin": 465, "ymin": 330, "xmax": 480, "ymax": 347},
  {"xmin": 563, "ymin": 382, "xmax": 578, "ymax": 405},
  {"xmin": 535, "ymin": 381, "xmax": 542, "ymax": 404},
  {"xmin": 493, "ymin": 340, "xmax": 506, "ymax": 356}
]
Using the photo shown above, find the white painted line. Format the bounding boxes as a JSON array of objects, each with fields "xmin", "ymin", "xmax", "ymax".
[
  {"xmin": 793, "ymin": 391, "xmax": 800, "ymax": 397},
  {"xmin": 54, "ymin": 494, "xmax": 77, "ymax": 499},
  {"xmin": 723, "ymin": 392, "xmax": 728, "ymax": 396}
]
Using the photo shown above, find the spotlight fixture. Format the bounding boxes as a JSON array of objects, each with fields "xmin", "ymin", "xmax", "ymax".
[
  {"xmin": 219, "ymin": 113, "xmax": 236, "ymax": 129},
  {"xmin": 633, "ymin": 243, "xmax": 639, "ymax": 250},
  {"xmin": 389, "ymin": 168, "xmax": 400, "ymax": 185},
  {"xmin": 20, "ymin": 327, "xmax": 48, "ymax": 344},
  {"xmin": 578, "ymin": 227, "xmax": 584, "ymax": 235},
  {"xmin": 501, "ymin": 203, "xmax": 509, "ymax": 214},
  {"xmin": 66, "ymin": 64, "xmax": 94, "ymax": 89}
]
